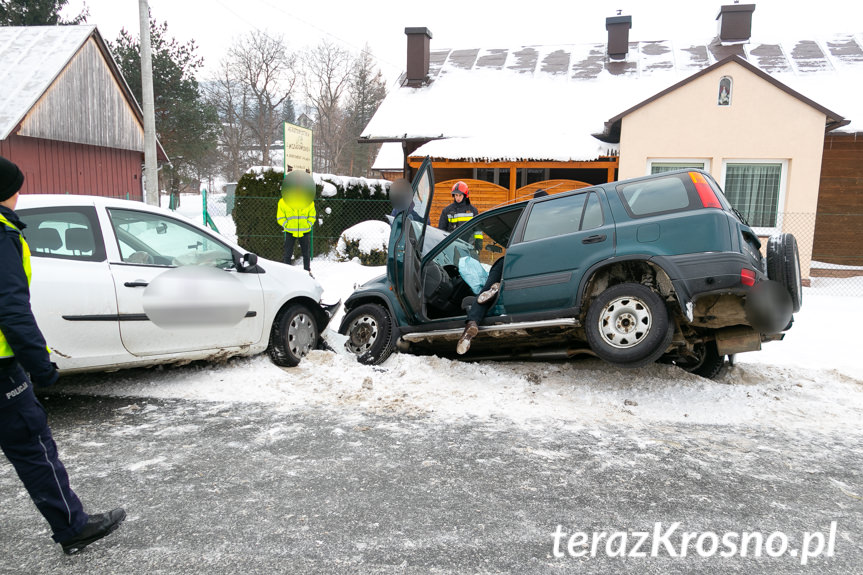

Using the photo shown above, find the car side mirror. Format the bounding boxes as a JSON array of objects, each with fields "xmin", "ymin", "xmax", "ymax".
[
  {"xmin": 235, "ymin": 252, "xmax": 259, "ymax": 272},
  {"xmin": 156, "ymin": 222, "xmax": 168, "ymax": 235}
]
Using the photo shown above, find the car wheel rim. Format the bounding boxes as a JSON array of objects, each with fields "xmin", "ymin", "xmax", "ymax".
[
  {"xmin": 598, "ymin": 295, "xmax": 652, "ymax": 349},
  {"xmin": 346, "ymin": 315, "xmax": 378, "ymax": 355},
  {"xmin": 287, "ymin": 313, "xmax": 316, "ymax": 358}
]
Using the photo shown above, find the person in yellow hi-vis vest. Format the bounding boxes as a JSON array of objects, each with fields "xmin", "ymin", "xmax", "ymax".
[
  {"xmin": 277, "ymin": 170, "xmax": 316, "ymax": 275},
  {"xmin": 0, "ymin": 156, "xmax": 125, "ymax": 554}
]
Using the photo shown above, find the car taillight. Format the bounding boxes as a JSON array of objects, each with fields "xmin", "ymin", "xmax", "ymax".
[
  {"xmin": 690, "ymin": 172, "xmax": 722, "ymax": 209},
  {"xmin": 740, "ymin": 268, "xmax": 756, "ymax": 286}
]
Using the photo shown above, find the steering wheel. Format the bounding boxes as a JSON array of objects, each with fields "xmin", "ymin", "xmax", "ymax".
[{"xmin": 127, "ymin": 251, "xmax": 155, "ymax": 265}]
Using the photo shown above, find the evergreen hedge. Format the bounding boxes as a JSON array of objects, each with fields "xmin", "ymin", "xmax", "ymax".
[{"xmin": 232, "ymin": 169, "xmax": 391, "ymax": 262}]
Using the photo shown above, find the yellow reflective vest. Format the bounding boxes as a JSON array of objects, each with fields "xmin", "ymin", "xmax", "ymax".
[
  {"xmin": 0, "ymin": 213, "xmax": 33, "ymax": 359},
  {"xmin": 277, "ymin": 199, "xmax": 316, "ymax": 238}
]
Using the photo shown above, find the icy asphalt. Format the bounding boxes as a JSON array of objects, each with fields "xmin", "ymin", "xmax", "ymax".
[{"xmin": 1, "ymin": 392, "xmax": 861, "ymax": 574}]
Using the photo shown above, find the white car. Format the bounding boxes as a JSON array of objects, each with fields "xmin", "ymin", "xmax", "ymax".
[{"xmin": 16, "ymin": 195, "xmax": 338, "ymax": 374}]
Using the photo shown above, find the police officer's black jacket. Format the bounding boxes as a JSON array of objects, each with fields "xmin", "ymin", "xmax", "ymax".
[{"xmin": 0, "ymin": 205, "xmax": 58, "ymax": 386}]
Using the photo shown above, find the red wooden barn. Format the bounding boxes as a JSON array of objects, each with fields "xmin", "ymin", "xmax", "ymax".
[{"xmin": 0, "ymin": 25, "xmax": 167, "ymax": 201}]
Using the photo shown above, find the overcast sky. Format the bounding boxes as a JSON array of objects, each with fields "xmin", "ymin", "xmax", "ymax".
[{"xmin": 64, "ymin": 0, "xmax": 863, "ymax": 87}]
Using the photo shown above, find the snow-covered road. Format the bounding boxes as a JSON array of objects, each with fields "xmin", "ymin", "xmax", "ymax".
[
  {"xmin": 4, "ymin": 266, "xmax": 862, "ymax": 571},
  {"xmin": 50, "ymin": 275, "xmax": 863, "ymax": 436}
]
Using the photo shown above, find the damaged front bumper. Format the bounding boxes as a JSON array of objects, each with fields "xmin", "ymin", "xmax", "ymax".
[{"xmin": 319, "ymin": 299, "xmax": 342, "ymax": 328}]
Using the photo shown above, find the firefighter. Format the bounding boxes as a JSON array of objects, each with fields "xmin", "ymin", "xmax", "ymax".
[
  {"xmin": 438, "ymin": 181, "xmax": 483, "ymax": 248},
  {"xmin": 277, "ymin": 170, "xmax": 317, "ymax": 275},
  {"xmin": 0, "ymin": 156, "xmax": 125, "ymax": 554}
]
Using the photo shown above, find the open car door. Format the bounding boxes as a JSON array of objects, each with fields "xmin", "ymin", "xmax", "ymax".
[{"xmin": 388, "ymin": 157, "xmax": 434, "ymax": 323}]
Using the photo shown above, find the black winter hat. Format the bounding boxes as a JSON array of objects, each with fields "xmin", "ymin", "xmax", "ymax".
[{"xmin": 0, "ymin": 156, "xmax": 24, "ymax": 202}]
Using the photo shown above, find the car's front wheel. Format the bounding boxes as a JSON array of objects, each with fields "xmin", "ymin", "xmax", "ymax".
[
  {"xmin": 268, "ymin": 303, "xmax": 319, "ymax": 367},
  {"xmin": 585, "ymin": 282, "xmax": 674, "ymax": 368},
  {"xmin": 339, "ymin": 303, "xmax": 395, "ymax": 365}
]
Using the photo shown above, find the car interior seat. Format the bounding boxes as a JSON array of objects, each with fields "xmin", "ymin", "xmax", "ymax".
[
  {"xmin": 65, "ymin": 227, "xmax": 94, "ymax": 255},
  {"xmin": 27, "ymin": 227, "xmax": 62, "ymax": 253}
]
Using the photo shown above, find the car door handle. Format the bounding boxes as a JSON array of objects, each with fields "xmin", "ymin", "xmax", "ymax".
[
  {"xmin": 582, "ymin": 234, "xmax": 607, "ymax": 244},
  {"xmin": 123, "ymin": 281, "xmax": 149, "ymax": 288}
]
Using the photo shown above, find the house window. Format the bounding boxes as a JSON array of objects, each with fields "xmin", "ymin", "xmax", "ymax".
[
  {"xmin": 648, "ymin": 160, "xmax": 709, "ymax": 175},
  {"xmin": 722, "ymin": 162, "xmax": 785, "ymax": 230},
  {"xmin": 718, "ymin": 76, "xmax": 732, "ymax": 106}
]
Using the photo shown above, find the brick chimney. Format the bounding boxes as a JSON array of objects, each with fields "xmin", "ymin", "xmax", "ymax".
[
  {"xmin": 405, "ymin": 27, "xmax": 433, "ymax": 87},
  {"xmin": 716, "ymin": 3, "xmax": 756, "ymax": 44},
  {"xmin": 606, "ymin": 14, "xmax": 632, "ymax": 60}
]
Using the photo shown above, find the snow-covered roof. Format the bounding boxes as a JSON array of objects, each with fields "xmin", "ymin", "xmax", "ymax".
[
  {"xmin": 361, "ymin": 34, "xmax": 863, "ymax": 162},
  {"xmin": 371, "ymin": 142, "xmax": 404, "ymax": 171},
  {"xmin": 0, "ymin": 25, "xmax": 95, "ymax": 140}
]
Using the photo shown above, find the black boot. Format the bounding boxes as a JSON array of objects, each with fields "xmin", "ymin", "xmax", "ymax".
[{"xmin": 61, "ymin": 508, "xmax": 126, "ymax": 555}]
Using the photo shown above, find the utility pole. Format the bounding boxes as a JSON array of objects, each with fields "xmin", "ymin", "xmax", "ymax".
[{"xmin": 139, "ymin": 0, "xmax": 159, "ymax": 205}]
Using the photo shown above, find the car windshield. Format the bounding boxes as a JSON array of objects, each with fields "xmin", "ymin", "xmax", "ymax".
[{"xmin": 417, "ymin": 221, "xmax": 449, "ymax": 257}]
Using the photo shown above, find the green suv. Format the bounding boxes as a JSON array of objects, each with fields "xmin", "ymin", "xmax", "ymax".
[{"xmin": 338, "ymin": 159, "xmax": 800, "ymax": 378}]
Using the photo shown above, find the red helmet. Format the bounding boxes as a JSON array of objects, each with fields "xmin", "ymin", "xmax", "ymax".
[{"xmin": 451, "ymin": 181, "xmax": 469, "ymax": 197}]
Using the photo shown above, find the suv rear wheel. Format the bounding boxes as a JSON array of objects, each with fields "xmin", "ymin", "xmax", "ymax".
[
  {"xmin": 766, "ymin": 233, "xmax": 802, "ymax": 313},
  {"xmin": 674, "ymin": 341, "xmax": 726, "ymax": 379},
  {"xmin": 585, "ymin": 283, "xmax": 674, "ymax": 368},
  {"xmin": 340, "ymin": 303, "xmax": 396, "ymax": 365}
]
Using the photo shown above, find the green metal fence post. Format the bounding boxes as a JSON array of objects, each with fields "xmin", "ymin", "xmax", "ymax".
[{"xmin": 201, "ymin": 188, "xmax": 220, "ymax": 233}]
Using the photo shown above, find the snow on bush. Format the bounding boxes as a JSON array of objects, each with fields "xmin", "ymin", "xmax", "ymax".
[{"xmin": 336, "ymin": 220, "xmax": 391, "ymax": 266}]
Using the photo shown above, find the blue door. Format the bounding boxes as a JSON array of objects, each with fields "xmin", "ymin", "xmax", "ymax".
[
  {"xmin": 501, "ymin": 190, "xmax": 615, "ymax": 314},
  {"xmin": 388, "ymin": 158, "xmax": 434, "ymax": 323}
]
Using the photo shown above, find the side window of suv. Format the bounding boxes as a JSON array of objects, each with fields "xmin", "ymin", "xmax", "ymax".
[
  {"xmin": 581, "ymin": 192, "xmax": 603, "ymax": 231},
  {"xmin": 617, "ymin": 175, "xmax": 694, "ymax": 217},
  {"xmin": 522, "ymin": 191, "xmax": 604, "ymax": 242}
]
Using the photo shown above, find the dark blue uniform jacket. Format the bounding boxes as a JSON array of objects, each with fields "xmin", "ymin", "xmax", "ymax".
[{"xmin": 0, "ymin": 205, "xmax": 58, "ymax": 387}]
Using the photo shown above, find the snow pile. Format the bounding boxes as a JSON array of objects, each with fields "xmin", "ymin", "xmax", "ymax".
[
  {"xmin": 372, "ymin": 142, "xmax": 405, "ymax": 172},
  {"xmin": 55, "ymin": 337, "xmax": 863, "ymax": 434},
  {"xmin": 315, "ymin": 177, "xmax": 338, "ymax": 198},
  {"xmin": 240, "ymin": 167, "xmax": 390, "ymax": 198},
  {"xmin": 335, "ymin": 220, "xmax": 391, "ymax": 262},
  {"xmin": 54, "ymin": 273, "xmax": 863, "ymax": 434},
  {"xmin": 315, "ymin": 173, "xmax": 391, "ymax": 197}
]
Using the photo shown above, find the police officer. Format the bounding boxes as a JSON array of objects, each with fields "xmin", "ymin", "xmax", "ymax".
[
  {"xmin": 0, "ymin": 156, "xmax": 125, "ymax": 554},
  {"xmin": 277, "ymin": 170, "xmax": 316, "ymax": 275}
]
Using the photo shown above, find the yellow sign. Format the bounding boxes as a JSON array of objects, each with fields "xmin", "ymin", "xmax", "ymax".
[{"xmin": 283, "ymin": 122, "xmax": 313, "ymax": 173}]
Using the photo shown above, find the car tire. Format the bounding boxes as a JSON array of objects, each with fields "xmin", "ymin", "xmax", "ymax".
[
  {"xmin": 675, "ymin": 341, "xmax": 726, "ymax": 379},
  {"xmin": 339, "ymin": 304, "xmax": 395, "ymax": 365},
  {"xmin": 585, "ymin": 282, "xmax": 674, "ymax": 368},
  {"xmin": 268, "ymin": 303, "xmax": 319, "ymax": 368},
  {"xmin": 766, "ymin": 233, "xmax": 802, "ymax": 313}
]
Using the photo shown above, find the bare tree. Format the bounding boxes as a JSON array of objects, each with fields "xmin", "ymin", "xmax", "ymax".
[
  {"xmin": 303, "ymin": 40, "xmax": 353, "ymax": 173},
  {"xmin": 345, "ymin": 46, "xmax": 388, "ymax": 176},
  {"xmin": 228, "ymin": 31, "xmax": 297, "ymax": 165},
  {"xmin": 205, "ymin": 59, "xmax": 254, "ymax": 182}
]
